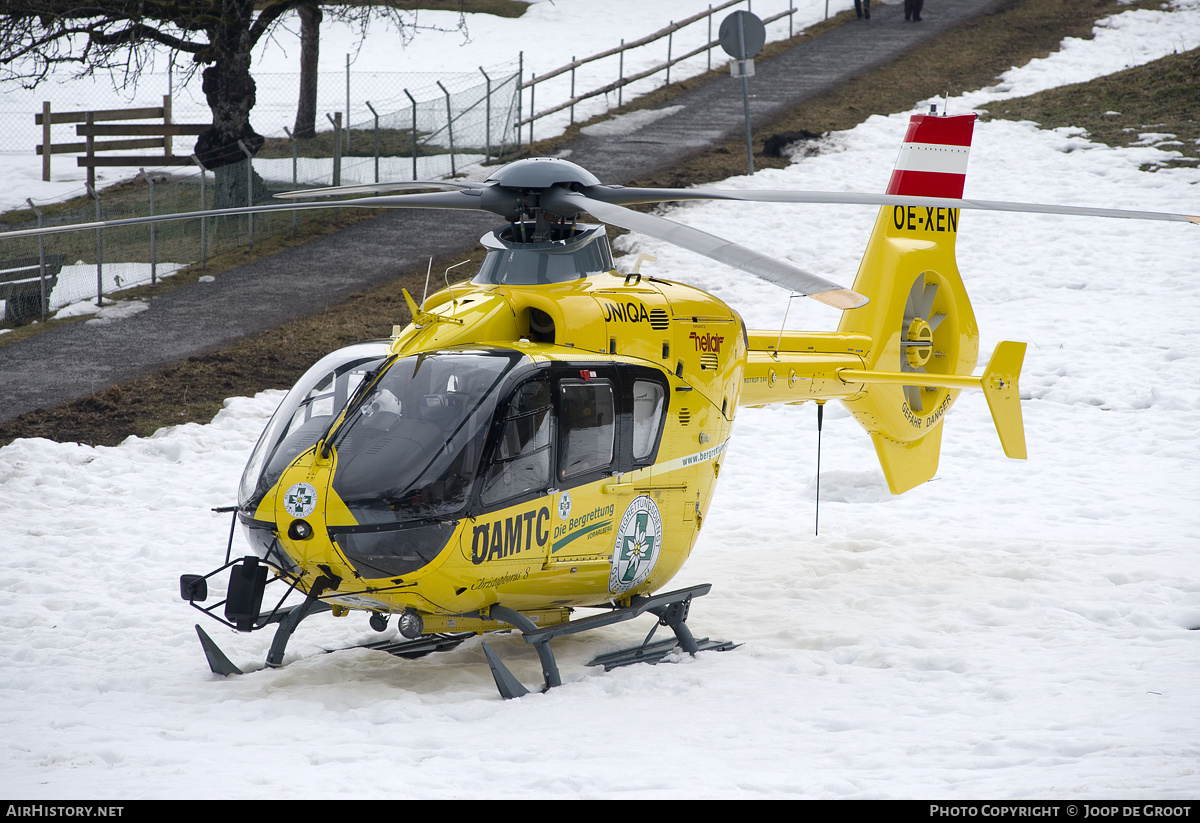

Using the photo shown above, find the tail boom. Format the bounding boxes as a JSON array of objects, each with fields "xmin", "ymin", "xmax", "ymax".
[{"xmin": 736, "ymin": 111, "xmax": 1028, "ymax": 493}]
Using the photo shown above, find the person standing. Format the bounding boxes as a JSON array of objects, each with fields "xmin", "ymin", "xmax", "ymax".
[
  {"xmin": 855, "ymin": 0, "xmax": 871, "ymax": 19},
  {"xmin": 905, "ymin": 0, "xmax": 924, "ymax": 21}
]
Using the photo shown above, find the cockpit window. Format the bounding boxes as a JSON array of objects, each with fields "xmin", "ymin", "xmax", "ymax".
[
  {"xmin": 238, "ymin": 342, "xmax": 390, "ymax": 512},
  {"xmin": 330, "ymin": 350, "xmax": 523, "ymax": 523}
]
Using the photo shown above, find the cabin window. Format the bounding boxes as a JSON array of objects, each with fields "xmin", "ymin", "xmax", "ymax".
[
  {"xmin": 481, "ymin": 380, "xmax": 554, "ymax": 506},
  {"xmin": 632, "ymin": 379, "xmax": 666, "ymax": 461},
  {"xmin": 559, "ymin": 380, "xmax": 615, "ymax": 479}
]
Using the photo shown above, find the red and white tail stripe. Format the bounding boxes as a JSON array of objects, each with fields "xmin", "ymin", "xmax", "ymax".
[{"xmin": 886, "ymin": 113, "xmax": 976, "ymax": 199}]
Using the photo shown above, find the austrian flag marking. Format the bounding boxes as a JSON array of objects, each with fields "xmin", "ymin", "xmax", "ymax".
[{"xmin": 886, "ymin": 112, "xmax": 976, "ymax": 199}]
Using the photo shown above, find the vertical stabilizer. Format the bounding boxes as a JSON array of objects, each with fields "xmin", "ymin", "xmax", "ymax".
[
  {"xmin": 886, "ymin": 112, "xmax": 974, "ymax": 198},
  {"xmin": 837, "ymin": 112, "xmax": 981, "ymax": 493}
]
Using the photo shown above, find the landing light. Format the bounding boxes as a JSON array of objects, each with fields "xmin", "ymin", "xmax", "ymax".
[
  {"xmin": 288, "ymin": 519, "xmax": 314, "ymax": 541},
  {"xmin": 398, "ymin": 611, "xmax": 425, "ymax": 639}
]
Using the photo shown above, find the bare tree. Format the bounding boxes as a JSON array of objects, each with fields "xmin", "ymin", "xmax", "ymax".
[
  {"xmin": 0, "ymin": 1, "xmax": 466, "ymax": 205},
  {"xmin": 294, "ymin": 2, "xmax": 323, "ymax": 140}
]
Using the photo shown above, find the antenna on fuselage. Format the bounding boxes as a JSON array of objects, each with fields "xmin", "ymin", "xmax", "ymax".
[
  {"xmin": 444, "ymin": 259, "xmax": 471, "ymax": 310},
  {"xmin": 421, "ymin": 257, "xmax": 433, "ymax": 309},
  {"xmin": 815, "ymin": 401, "xmax": 825, "ymax": 536}
]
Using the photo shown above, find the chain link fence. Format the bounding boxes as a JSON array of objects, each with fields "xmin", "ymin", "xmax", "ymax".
[
  {"xmin": 0, "ymin": 62, "xmax": 519, "ymax": 323},
  {"xmin": 0, "ymin": 169, "xmax": 348, "ymax": 321}
]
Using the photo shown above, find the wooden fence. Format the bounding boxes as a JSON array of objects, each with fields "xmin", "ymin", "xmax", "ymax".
[
  {"xmin": 36, "ymin": 96, "xmax": 206, "ymax": 187},
  {"xmin": 519, "ymin": 0, "xmax": 797, "ymax": 142}
]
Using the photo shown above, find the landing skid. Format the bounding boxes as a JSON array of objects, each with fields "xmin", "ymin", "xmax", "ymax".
[
  {"xmin": 586, "ymin": 635, "xmax": 738, "ymax": 671},
  {"xmin": 195, "ymin": 622, "xmax": 474, "ymax": 676},
  {"xmin": 482, "ymin": 583, "xmax": 738, "ymax": 699},
  {"xmin": 194, "ymin": 575, "xmax": 471, "ymax": 676},
  {"xmin": 193, "ymin": 579, "xmax": 736, "ymax": 698}
]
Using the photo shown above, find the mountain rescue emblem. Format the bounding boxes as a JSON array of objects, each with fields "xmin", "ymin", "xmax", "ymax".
[
  {"xmin": 609, "ymin": 495, "xmax": 663, "ymax": 595},
  {"xmin": 284, "ymin": 482, "xmax": 318, "ymax": 518}
]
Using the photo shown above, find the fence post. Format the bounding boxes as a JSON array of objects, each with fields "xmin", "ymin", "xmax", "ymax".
[
  {"xmin": 619, "ymin": 42, "xmax": 625, "ymax": 106},
  {"xmin": 708, "ymin": 9, "xmax": 713, "ymax": 70},
  {"xmin": 87, "ymin": 184, "xmax": 103, "ymax": 306},
  {"xmin": 529, "ymin": 73, "xmax": 536, "ymax": 145},
  {"xmin": 437, "ymin": 81, "xmax": 456, "ymax": 177},
  {"xmin": 85, "ymin": 112, "xmax": 96, "ymax": 190},
  {"xmin": 345, "ymin": 53, "xmax": 352, "ymax": 154},
  {"xmin": 570, "ymin": 58, "xmax": 576, "ymax": 125},
  {"xmin": 284, "ymin": 127, "xmax": 299, "ymax": 237},
  {"xmin": 140, "ymin": 168, "xmax": 157, "ymax": 285},
  {"xmin": 237, "ymin": 140, "xmax": 255, "ymax": 251},
  {"xmin": 326, "ymin": 113, "xmax": 342, "ymax": 187},
  {"xmin": 26, "ymin": 199, "xmax": 48, "ymax": 321},
  {"xmin": 478, "ymin": 68, "xmax": 492, "ymax": 161},
  {"xmin": 516, "ymin": 52, "xmax": 523, "ymax": 153},
  {"xmin": 405, "ymin": 89, "xmax": 418, "ymax": 180},
  {"xmin": 667, "ymin": 28, "xmax": 673, "ymax": 85},
  {"xmin": 365, "ymin": 101, "xmax": 380, "ymax": 182},
  {"xmin": 41, "ymin": 101, "xmax": 51, "ymax": 182},
  {"xmin": 192, "ymin": 155, "xmax": 207, "ymax": 268},
  {"xmin": 163, "ymin": 93, "xmax": 173, "ymax": 157}
]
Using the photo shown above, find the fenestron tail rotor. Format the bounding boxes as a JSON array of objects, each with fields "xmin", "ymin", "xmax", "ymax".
[{"xmin": 900, "ymin": 272, "xmax": 947, "ymax": 412}]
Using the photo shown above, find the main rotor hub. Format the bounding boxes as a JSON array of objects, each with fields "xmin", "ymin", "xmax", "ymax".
[{"xmin": 484, "ymin": 157, "xmax": 602, "ymax": 190}]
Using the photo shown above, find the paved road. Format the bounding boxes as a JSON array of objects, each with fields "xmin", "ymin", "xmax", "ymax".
[{"xmin": 0, "ymin": 0, "xmax": 1004, "ymax": 424}]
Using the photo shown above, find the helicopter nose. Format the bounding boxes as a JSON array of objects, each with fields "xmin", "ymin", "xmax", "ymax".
[{"xmin": 277, "ymin": 474, "xmax": 331, "ymax": 568}]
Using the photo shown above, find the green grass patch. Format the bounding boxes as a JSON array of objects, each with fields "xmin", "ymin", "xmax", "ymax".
[{"xmin": 982, "ymin": 45, "xmax": 1200, "ymax": 170}]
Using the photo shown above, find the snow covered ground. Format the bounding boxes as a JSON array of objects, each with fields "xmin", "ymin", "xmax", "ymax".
[{"xmin": 2, "ymin": 0, "xmax": 1199, "ymax": 800}]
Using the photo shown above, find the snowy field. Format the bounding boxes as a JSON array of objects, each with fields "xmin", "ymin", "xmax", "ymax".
[{"xmin": 2, "ymin": 0, "xmax": 1200, "ymax": 800}]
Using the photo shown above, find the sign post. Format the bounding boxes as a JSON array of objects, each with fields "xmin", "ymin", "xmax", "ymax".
[{"xmin": 719, "ymin": 11, "xmax": 766, "ymax": 175}]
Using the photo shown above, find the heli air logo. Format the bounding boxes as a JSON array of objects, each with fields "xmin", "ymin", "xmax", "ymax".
[
  {"xmin": 689, "ymin": 331, "xmax": 725, "ymax": 353},
  {"xmin": 284, "ymin": 482, "xmax": 318, "ymax": 517},
  {"xmin": 609, "ymin": 495, "xmax": 663, "ymax": 595},
  {"xmin": 558, "ymin": 491, "xmax": 572, "ymax": 521}
]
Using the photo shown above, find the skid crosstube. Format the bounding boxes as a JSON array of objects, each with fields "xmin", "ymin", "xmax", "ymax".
[{"xmin": 481, "ymin": 583, "xmax": 737, "ymax": 699}]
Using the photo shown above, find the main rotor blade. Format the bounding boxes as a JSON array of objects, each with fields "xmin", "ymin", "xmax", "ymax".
[
  {"xmin": 543, "ymin": 188, "xmax": 867, "ymax": 310},
  {"xmin": 275, "ymin": 180, "xmax": 487, "ymax": 199},
  {"xmin": 0, "ymin": 189, "xmax": 493, "ymax": 242},
  {"xmin": 583, "ymin": 185, "xmax": 1200, "ymax": 225}
]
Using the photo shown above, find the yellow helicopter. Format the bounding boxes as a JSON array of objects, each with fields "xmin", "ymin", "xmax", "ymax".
[{"xmin": 6, "ymin": 110, "xmax": 1194, "ymax": 697}]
